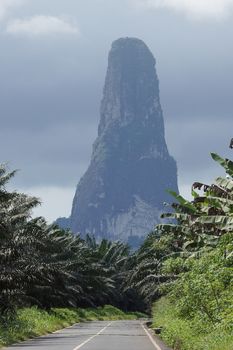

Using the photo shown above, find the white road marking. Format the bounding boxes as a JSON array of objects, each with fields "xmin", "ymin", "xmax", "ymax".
[
  {"xmin": 141, "ymin": 323, "xmax": 162, "ymax": 350},
  {"xmin": 72, "ymin": 322, "xmax": 112, "ymax": 350}
]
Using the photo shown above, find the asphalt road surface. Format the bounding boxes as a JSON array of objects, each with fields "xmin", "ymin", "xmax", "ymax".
[{"xmin": 5, "ymin": 320, "xmax": 171, "ymax": 350}]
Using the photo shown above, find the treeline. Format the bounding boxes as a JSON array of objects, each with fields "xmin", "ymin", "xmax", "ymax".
[
  {"xmin": 0, "ymin": 166, "xmax": 146, "ymax": 319},
  {"xmin": 130, "ymin": 152, "xmax": 233, "ymax": 307},
  {"xmin": 142, "ymin": 151, "xmax": 232, "ymax": 350}
]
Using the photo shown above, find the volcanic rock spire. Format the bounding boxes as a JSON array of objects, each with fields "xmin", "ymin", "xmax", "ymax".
[{"xmin": 70, "ymin": 38, "xmax": 178, "ymax": 241}]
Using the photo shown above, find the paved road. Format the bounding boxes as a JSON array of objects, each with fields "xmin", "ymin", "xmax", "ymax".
[{"xmin": 5, "ymin": 320, "xmax": 171, "ymax": 350}]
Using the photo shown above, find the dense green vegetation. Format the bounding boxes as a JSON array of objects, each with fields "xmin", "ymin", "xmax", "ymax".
[
  {"xmin": 149, "ymin": 151, "xmax": 233, "ymax": 349},
  {"xmin": 0, "ymin": 146, "xmax": 232, "ymax": 349},
  {"xmin": 0, "ymin": 166, "xmax": 143, "ymax": 317},
  {"xmin": 152, "ymin": 296, "xmax": 232, "ymax": 350},
  {"xmin": 151, "ymin": 236, "xmax": 233, "ymax": 350},
  {"xmin": 0, "ymin": 305, "xmax": 144, "ymax": 347}
]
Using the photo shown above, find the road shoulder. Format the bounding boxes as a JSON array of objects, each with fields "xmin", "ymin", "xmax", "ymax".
[{"xmin": 142, "ymin": 322, "xmax": 172, "ymax": 350}]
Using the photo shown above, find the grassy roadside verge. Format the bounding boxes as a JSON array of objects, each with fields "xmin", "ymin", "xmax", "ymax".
[
  {"xmin": 0, "ymin": 305, "xmax": 145, "ymax": 348},
  {"xmin": 152, "ymin": 297, "xmax": 233, "ymax": 350}
]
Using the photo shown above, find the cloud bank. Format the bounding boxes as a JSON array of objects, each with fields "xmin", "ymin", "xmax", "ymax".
[
  {"xmin": 0, "ymin": 0, "xmax": 24, "ymax": 20},
  {"xmin": 6, "ymin": 15, "xmax": 79, "ymax": 36},
  {"xmin": 136, "ymin": 0, "xmax": 233, "ymax": 19}
]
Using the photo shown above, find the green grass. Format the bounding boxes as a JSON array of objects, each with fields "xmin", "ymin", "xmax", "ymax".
[
  {"xmin": 152, "ymin": 297, "xmax": 233, "ymax": 350},
  {"xmin": 0, "ymin": 305, "xmax": 146, "ymax": 348}
]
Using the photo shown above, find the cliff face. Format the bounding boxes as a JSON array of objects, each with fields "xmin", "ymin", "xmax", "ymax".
[{"xmin": 70, "ymin": 38, "xmax": 178, "ymax": 241}]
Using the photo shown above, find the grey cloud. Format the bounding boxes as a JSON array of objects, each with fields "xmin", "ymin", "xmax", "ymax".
[
  {"xmin": 166, "ymin": 118, "xmax": 233, "ymax": 196},
  {"xmin": 1, "ymin": 122, "xmax": 96, "ymax": 187},
  {"xmin": 6, "ymin": 16, "xmax": 79, "ymax": 36}
]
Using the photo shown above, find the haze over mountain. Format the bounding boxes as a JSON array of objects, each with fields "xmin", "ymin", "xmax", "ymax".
[{"xmin": 65, "ymin": 38, "xmax": 178, "ymax": 241}]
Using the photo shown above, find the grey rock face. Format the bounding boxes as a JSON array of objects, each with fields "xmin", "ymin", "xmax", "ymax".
[
  {"xmin": 71, "ymin": 38, "xmax": 178, "ymax": 241},
  {"xmin": 56, "ymin": 217, "xmax": 71, "ymax": 230}
]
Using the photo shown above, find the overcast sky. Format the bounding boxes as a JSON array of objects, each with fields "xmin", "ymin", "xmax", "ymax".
[{"xmin": 1, "ymin": 0, "xmax": 233, "ymax": 221}]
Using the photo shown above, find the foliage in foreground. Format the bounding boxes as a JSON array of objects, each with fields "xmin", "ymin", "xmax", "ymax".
[
  {"xmin": 0, "ymin": 305, "xmax": 145, "ymax": 348},
  {"xmin": 152, "ymin": 297, "xmax": 233, "ymax": 350},
  {"xmin": 0, "ymin": 165, "xmax": 142, "ymax": 316},
  {"xmin": 149, "ymin": 148, "xmax": 233, "ymax": 349}
]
